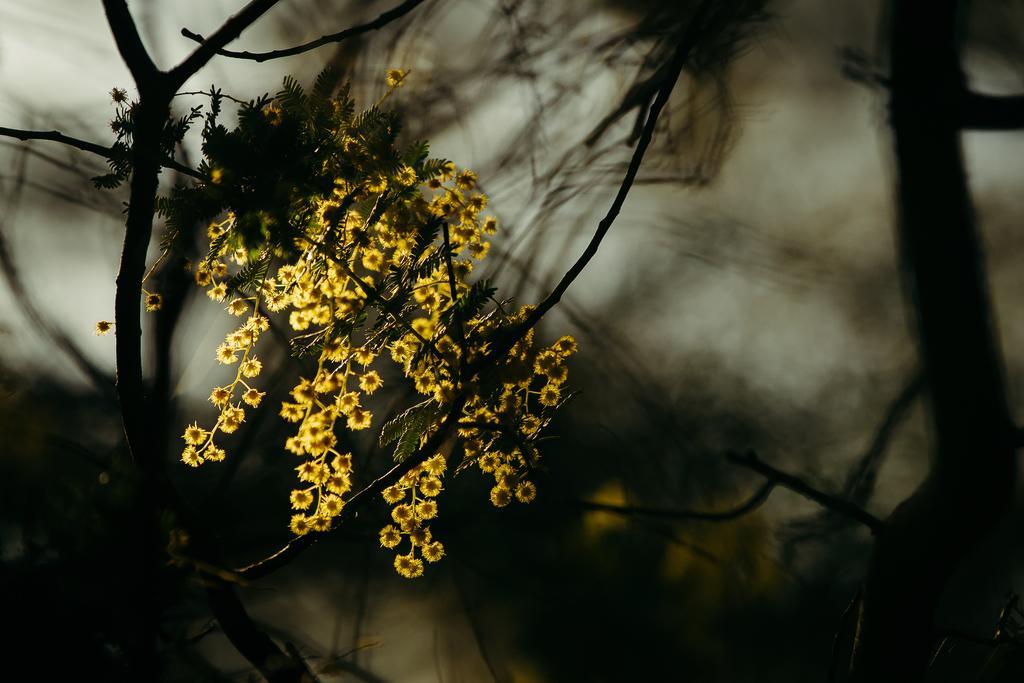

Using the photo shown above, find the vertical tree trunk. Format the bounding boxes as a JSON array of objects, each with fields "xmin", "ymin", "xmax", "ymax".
[{"xmin": 849, "ymin": 0, "xmax": 1017, "ymax": 679}]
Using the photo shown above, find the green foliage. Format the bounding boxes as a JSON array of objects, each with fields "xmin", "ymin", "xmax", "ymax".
[{"xmin": 380, "ymin": 399, "xmax": 442, "ymax": 462}]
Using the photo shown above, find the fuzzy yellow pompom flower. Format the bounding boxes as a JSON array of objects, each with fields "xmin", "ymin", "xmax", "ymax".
[
  {"xmin": 215, "ymin": 344, "xmax": 239, "ymax": 365},
  {"xmin": 94, "ymin": 320, "xmax": 114, "ymax": 336},
  {"xmin": 358, "ymin": 371, "xmax": 383, "ymax": 394},
  {"xmin": 240, "ymin": 358, "xmax": 262, "ymax": 378},
  {"xmin": 242, "ymin": 388, "xmax": 265, "ymax": 407},
  {"xmin": 181, "ymin": 446, "xmax": 203, "ymax": 467},
  {"xmin": 394, "ymin": 553, "xmax": 424, "ymax": 578},
  {"xmin": 207, "ymin": 282, "xmax": 227, "ymax": 302},
  {"xmin": 515, "ymin": 480, "xmax": 537, "ymax": 503},
  {"xmin": 385, "ymin": 69, "xmax": 408, "ymax": 88},
  {"xmin": 290, "ymin": 489, "xmax": 314, "ymax": 510},
  {"xmin": 422, "ymin": 541, "xmax": 445, "ymax": 563},
  {"xmin": 226, "ymin": 298, "xmax": 248, "ymax": 316},
  {"xmin": 490, "ymin": 486, "xmax": 512, "ymax": 508},
  {"xmin": 379, "ymin": 525, "xmax": 401, "ymax": 549},
  {"xmin": 290, "ymin": 514, "xmax": 311, "ymax": 536},
  {"xmin": 538, "ymin": 384, "xmax": 561, "ymax": 407},
  {"xmin": 144, "ymin": 292, "xmax": 163, "ymax": 312},
  {"xmin": 181, "ymin": 422, "xmax": 208, "ymax": 446}
]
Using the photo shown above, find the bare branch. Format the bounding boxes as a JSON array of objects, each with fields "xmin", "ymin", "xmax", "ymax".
[
  {"xmin": 727, "ymin": 451, "xmax": 884, "ymax": 533},
  {"xmin": 465, "ymin": 0, "xmax": 716, "ymax": 374},
  {"xmin": 0, "ymin": 126, "xmax": 203, "ymax": 179},
  {"xmin": 169, "ymin": 0, "xmax": 283, "ymax": 88},
  {"xmin": 961, "ymin": 91, "xmax": 1024, "ymax": 130},
  {"xmin": 571, "ymin": 480, "xmax": 776, "ymax": 522},
  {"xmin": 180, "ymin": 0, "xmax": 428, "ymax": 63},
  {"xmin": 101, "ymin": 0, "xmax": 160, "ymax": 85},
  {"xmin": 204, "ymin": 580, "xmax": 321, "ymax": 682}
]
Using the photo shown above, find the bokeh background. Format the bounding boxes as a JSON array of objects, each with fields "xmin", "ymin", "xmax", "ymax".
[{"xmin": 4, "ymin": 0, "xmax": 1024, "ymax": 680}]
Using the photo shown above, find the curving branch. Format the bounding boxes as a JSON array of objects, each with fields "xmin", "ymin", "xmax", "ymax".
[
  {"xmin": 180, "ymin": 0, "xmax": 428, "ymax": 63},
  {"xmin": 572, "ymin": 480, "xmax": 776, "ymax": 522},
  {"xmin": 169, "ymin": 0, "xmax": 283, "ymax": 87},
  {"xmin": 0, "ymin": 126, "xmax": 203, "ymax": 179},
  {"xmin": 727, "ymin": 451, "xmax": 884, "ymax": 533},
  {"xmin": 102, "ymin": 0, "xmax": 160, "ymax": 84}
]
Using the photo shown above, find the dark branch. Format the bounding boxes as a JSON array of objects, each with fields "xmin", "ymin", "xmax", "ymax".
[
  {"xmin": 0, "ymin": 127, "xmax": 203, "ymax": 180},
  {"xmin": 961, "ymin": 91, "xmax": 1024, "ymax": 130},
  {"xmin": 101, "ymin": 0, "xmax": 160, "ymax": 84},
  {"xmin": 727, "ymin": 451, "xmax": 884, "ymax": 533},
  {"xmin": 521, "ymin": 0, "xmax": 713, "ymax": 330},
  {"xmin": 204, "ymin": 580, "xmax": 320, "ymax": 682},
  {"xmin": 169, "ymin": 0, "xmax": 283, "ymax": 87},
  {"xmin": 572, "ymin": 480, "xmax": 776, "ymax": 522},
  {"xmin": 180, "ymin": 0, "xmax": 427, "ymax": 63}
]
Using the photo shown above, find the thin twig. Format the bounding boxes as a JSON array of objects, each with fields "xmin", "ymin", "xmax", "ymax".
[
  {"xmin": 727, "ymin": 451, "xmax": 884, "ymax": 533},
  {"xmin": 169, "ymin": 0, "xmax": 283, "ymax": 87},
  {"xmin": 465, "ymin": 0, "xmax": 717, "ymax": 376},
  {"xmin": 180, "ymin": 0, "xmax": 428, "ymax": 63},
  {"xmin": 570, "ymin": 480, "xmax": 776, "ymax": 522},
  {"xmin": 0, "ymin": 126, "xmax": 202, "ymax": 179}
]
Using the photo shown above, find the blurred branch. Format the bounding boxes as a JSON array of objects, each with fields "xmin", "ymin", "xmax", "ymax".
[
  {"xmin": 571, "ymin": 479, "xmax": 775, "ymax": 522},
  {"xmin": 783, "ymin": 370, "xmax": 923, "ymax": 551},
  {"xmin": 0, "ymin": 149, "xmax": 116, "ymax": 398},
  {"xmin": 521, "ymin": 2, "xmax": 714, "ymax": 327},
  {"xmin": 961, "ymin": 91, "xmax": 1024, "ymax": 130},
  {"xmin": 467, "ymin": 0, "xmax": 717, "ymax": 374},
  {"xmin": 0, "ymin": 126, "xmax": 202, "ymax": 179},
  {"xmin": 727, "ymin": 451, "xmax": 883, "ymax": 533},
  {"xmin": 180, "ymin": 0, "xmax": 427, "ymax": 63}
]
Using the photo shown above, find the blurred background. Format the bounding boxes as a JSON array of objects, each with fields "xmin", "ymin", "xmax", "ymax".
[{"xmin": 4, "ymin": 0, "xmax": 1024, "ymax": 680}]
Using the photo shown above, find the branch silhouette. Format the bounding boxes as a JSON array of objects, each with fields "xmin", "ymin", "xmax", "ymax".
[
  {"xmin": 181, "ymin": 0, "xmax": 427, "ymax": 63},
  {"xmin": 572, "ymin": 480, "xmax": 776, "ymax": 522},
  {"xmin": 727, "ymin": 451, "xmax": 883, "ymax": 533},
  {"xmin": 0, "ymin": 127, "xmax": 202, "ymax": 179}
]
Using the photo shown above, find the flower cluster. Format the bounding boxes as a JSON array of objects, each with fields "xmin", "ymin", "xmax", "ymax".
[
  {"xmin": 379, "ymin": 454, "xmax": 446, "ymax": 578},
  {"xmin": 162, "ymin": 70, "xmax": 575, "ymax": 577},
  {"xmin": 180, "ymin": 304, "xmax": 269, "ymax": 467}
]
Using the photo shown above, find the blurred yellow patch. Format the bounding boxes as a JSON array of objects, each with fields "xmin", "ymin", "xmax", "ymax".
[{"xmin": 582, "ymin": 480, "xmax": 627, "ymax": 539}]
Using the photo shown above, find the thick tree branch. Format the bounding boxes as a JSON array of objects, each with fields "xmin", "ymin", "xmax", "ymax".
[
  {"xmin": 0, "ymin": 127, "xmax": 203, "ymax": 179},
  {"xmin": 99, "ymin": 2, "xmax": 316, "ymax": 678},
  {"xmin": 204, "ymin": 581, "xmax": 318, "ymax": 682},
  {"xmin": 0, "ymin": 126, "xmax": 116, "ymax": 159},
  {"xmin": 169, "ymin": 0, "xmax": 284, "ymax": 87},
  {"xmin": 101, "ymin": 0, "xmax": 160, "ymax": 85},
  {"xmin": 727, "ymin": 451, "xmax": 883, "ymax": 533},
  {"xmin": 572, "ymin": 480, "xmax": 776, "ymax": 522},
  {"xmin": 180, "ymin": 0, "xmax": 427, "ymax": 63},
  {"xmin": 961, "ymin": 91, "xmax": 1024, "ymax": 130},
  {"xmin": 850, "ymin": 1, "xmax": 1017, "ymax": 678}
]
